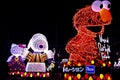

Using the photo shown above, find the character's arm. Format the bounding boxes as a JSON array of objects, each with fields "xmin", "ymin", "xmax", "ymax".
[
  {"xmin": 46, "ymin": 48, "xmax": 56, "ymax": 71},
  {"xmin": 21, "ymin": 48, "xmax": 29, "ymax": 60},
  {"xmin": 46, "ymin": 48, "xmax": 55, "ymax": 60},
  {"xmin": 6, "ymin": 55, "xmax": 14, "ymax": 62}
]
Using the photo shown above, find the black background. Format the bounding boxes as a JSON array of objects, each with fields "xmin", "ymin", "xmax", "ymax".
[{"xmin": 0, "ymin": 0, "xmax": 120, "ymax": 79}]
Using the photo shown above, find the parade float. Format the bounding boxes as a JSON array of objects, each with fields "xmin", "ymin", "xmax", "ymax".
[
  {"xmin": 7, "ymin": 33, "xmax": 55, "ymax": 78},
  {"xmin": 63, "ymin": 0, "xmax": 112, "ymax": 80}
]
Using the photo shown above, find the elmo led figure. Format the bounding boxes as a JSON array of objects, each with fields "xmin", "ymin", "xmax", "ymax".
[{"xmin": 65, "ymin": 0, "xmax": 112, "ymax": 66}]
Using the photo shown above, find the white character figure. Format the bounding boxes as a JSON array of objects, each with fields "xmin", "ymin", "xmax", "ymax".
[
  {"xmin": 25, "ymin": 33, "xmax": 55, "ymax": 72},
  {"xmin": 118, "ymin": 58, "xmax": 120, "ymax": 66},
  {"xmin": 7, "ymin": 43, "xmax": 26, "ymax": 71}
]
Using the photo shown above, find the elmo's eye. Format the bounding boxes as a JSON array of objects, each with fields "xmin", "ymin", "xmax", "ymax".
[
  {"xmin": 91, "ymin": 1, "xmax": 102, "ymax": 12},
  {"xmin": 102, "ymin": 0, "xmax": 111, "ymax": 10}
]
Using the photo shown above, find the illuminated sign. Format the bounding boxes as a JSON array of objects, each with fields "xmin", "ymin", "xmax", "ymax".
[
  {"xmin": 63, "ymin": 66, "xmax": 84, "ymax": 73},
  {"xmin": 85, "ymin": 65, "xmax": 95, "ymax": 74},
  {"xmin": 25, "ymin": 62, "xmax": 46, "ymax": 72},
  {"xmin": 97, "ymin": 35, "xmax": 111, "ymax": 60}
]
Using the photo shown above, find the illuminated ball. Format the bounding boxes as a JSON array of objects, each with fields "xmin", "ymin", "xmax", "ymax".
[
  {"xmin": 108, "ymin": 63, "xmax": 111, "ymax": 67},
  {"xmin": 96, "ymin": 77, "xmax": 100, "ymax": 80},
  {"xmin": 24, "ymin": 72, "xmax": 27, "ymax": 76},
  {"xmin": 85, "ymin": 74, "xmax": 89, "ymax": 79},
  {"xmin": 64, "ymin": 64, "xmax": 66, "ymax": 67},
  {"xmin": 12, "ymin": 72, "xmax": 14, "ymax": 75},
  {"xmin": 91, "ymin": 60, "xmax": 94, "ymax": 64},
  {"xmin": 105, "ymin": 74, "xmax": 109, "ymax": 78},
  {"xmin": 30, "ymin": 73, "xmax": 33, "ymax": 77},
  {"xmin": 21, "ymin": 74, "xmax": 23, "ymax": 77},
  {"xmin": 46, "ymin": 73, "xmax": 50, "ymax": 77},
  {"xmin": 68, "ymin": 76, "xmax": 72, "ymax": 80},
  {"xmin": 88, "ymin": 76, "xmax": 93, "ymax": 80},
  {"xmin": 37, "ymin": 72, "xmax": 40, "ymax": 76},
  {"xmin": 107, "ymin": 76, "xmax": 111, "ymax": 80},
  {"xmin": 108, "ymin": 61, "xmax": 111, "ymax": 64},
  {"xmin": 77, "ymin": 74, "xmax": 81, "ymax": 79},
  {"xmin": 17, "ymin": 71, "xmax": 20, "ymax": 74},
  {"xmin": 77, "ymin": 62, "xmax": 81, "ymax": 66},
  {"xmin": 43, "ymin": 74, "xmax": 46, "ymax": 77},
  {"xmin": 64, "ymin": 73, "xmax": 67, "ymax": 78},
  {"xmin": 100, "ymin": 74, "xmax": 104, "ymax": 79},
  {"xmin": 102, "ymin": 63, "xmax": 106, "ymax": 67},
  {"xmin": 93, "ymin": 74, "xmax": 97, "ymax": 79},
  {"xmin": 108, "ymin": 61, "xmax": 111, "ymax": 67},
  {"xmin": 67, "ymin": 61, "xmax": 71, "ymax": 65},
  {"xmin": 99, "ymin": 60, "xmax": 103, "ymax": 64}
]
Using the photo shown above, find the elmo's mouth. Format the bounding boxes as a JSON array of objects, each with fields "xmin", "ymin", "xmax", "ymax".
[{"xmin": 87, "ymin": 26, "xmax": 102, "ymax": 33}]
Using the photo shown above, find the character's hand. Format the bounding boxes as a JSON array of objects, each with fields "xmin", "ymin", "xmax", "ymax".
[
  {"xmin": 6, "ymin": 55, "xmax": 14, "ymax": 62},
  {"xmin": 21, "ymin": 48, "xmax": 29, "ymax": 60},
  {"xmin": 47, "ymin": 62, "xmax": 55, "ymax": 71},
  {"xmin": 46, "ymin": 48, "xmax": 55, "ymax": 59}
]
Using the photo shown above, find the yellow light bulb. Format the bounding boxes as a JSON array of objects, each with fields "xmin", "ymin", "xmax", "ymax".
[
  {"xmin": 102, "ymin": 63, "xmax": 106, "ymax": 67},
  {"xmin": 67, "ymin": 61, "xmax": 71, "ymax": 65},
  {"xmin": 12, "ymin": 72, "xmax": 14, "ymax": 75},
  {"xmin": 91, "ymin": 60, "xmax": 94, "ymax": 64},
  {"xmin": 37, "ymin": 72, "xmax": 40, "ymax": 76},
  {"xmin": 108, "ymin": 61, "xmax": 111, "ymax": 64},
  {"xmin": 43, "ymin": 74, "xmax": 46, "ymax": 77},
  {"xmin": 107, "ymin": 76, "xmax": 111, "ymax": 80},
  {"xmin": 64, "ymin": 64, "xmax": 66, "ymax": 67},
  {"xmin": 77, "ymin": 74, "xmax": 81, "ymax": 79},
  {"xmin": 77, "ymin": 63, "xmax": 81, "ymax": 66},
  {"xmin": 21, "ymin": 74, "xmax": 23, "ymax": 77},
  {"xmin": 17, "ymin": 71, "xmax": 19, "ymax": 74},
  {"xmin": 100, "ymin": 74, "xmax": 104, "ymax": 79},
  {"xmin": 88, "ymin": 76, "xmax": 93, "ymax": 80},
  {"xmin": 64, "ymin": 73, "xmax": 66, "ymax": 78},
  {"xmin": 30, "ymin": 73, "xmax": 33, "ymax": 77},
  {"xmin": 24, "ymin": 72, "xmax": 27, "ymax": 76},
  {"xmin": 68, "ymin": 76, "xmax": 72, "ymax": 80}
]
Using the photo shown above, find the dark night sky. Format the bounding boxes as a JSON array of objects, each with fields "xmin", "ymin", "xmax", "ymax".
[{"xmin": 0, "ymin": 0, "xmax": 120, "ymax": 79}]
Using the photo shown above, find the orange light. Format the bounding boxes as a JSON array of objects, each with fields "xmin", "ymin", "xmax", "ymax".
[
  {"xmin": 107, "ymin": 76, "xmax": 111, "ymax": 80},
  {"xmin": 67, "ymin": 61, "xmax": 71, "ymax": 65},
  {"xmin": 77, "ymin": 62, "xmax": 81, "ymax": 66}
]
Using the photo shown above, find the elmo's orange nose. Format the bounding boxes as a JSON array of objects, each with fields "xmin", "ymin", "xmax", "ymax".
[{"xmin": 100, "ymin": 8, "xmax": 112, "ymax": 22}]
